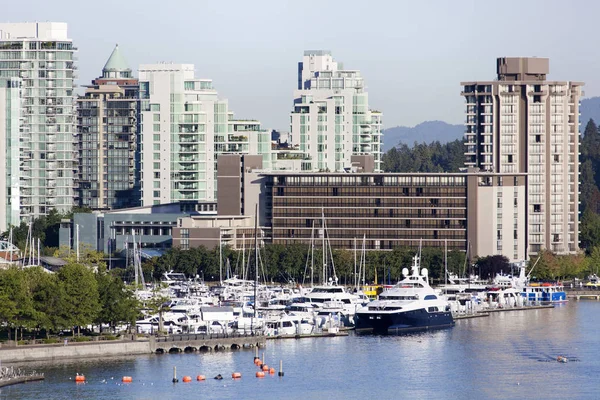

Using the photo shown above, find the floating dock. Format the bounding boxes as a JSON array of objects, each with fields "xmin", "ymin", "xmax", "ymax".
[
  {"xmin": 568, "ymin": 292, "xmax": 600, "ymax": 300},
  {"xmin": 481, "ymin": 304, "xmax": 554, "ymax": 313},
  {"xmin": 266, "ymin": 331, "xmax": 349, "ymax": 340},
  {"xmin": 454, "ymin": 312, "xmax": 490, "ymax": 320}
]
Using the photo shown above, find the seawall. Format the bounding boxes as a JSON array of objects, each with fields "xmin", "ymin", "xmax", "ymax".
[
  {"xmin": 0, "ymin": 334, "xmax": 266, "ymax": 363},
  {"xmin": 0, "ymin": 340, "xmax": 150, "ymax": 363}
]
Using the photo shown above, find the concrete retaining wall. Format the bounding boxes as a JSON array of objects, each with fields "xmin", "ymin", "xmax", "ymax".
[{"xmin": 0, "ymin": 341, "xmax": 151, "ymax": 363}]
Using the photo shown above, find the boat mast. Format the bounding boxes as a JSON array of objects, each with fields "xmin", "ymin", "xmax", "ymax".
[
  {"xmin": 444, "ymin": 238, "xmax": 448, "ymax": 294},
  {"xmin": 311, "ymin": 219, "xmax": 314, "ymax": 287},
  {"xmin": 219, "ymin": 231, "xmax": 223, "ymax": 285},
  {"xmin": 253, "ymin": 204, "xmax": 258, "ymax": 321},
  {"xmin": 322, "ymin": 208, "xmax": 326, "ymax": 285},
  {"xmin": 133, "ymin": 230, "xmax": 138, "ymax": 286},
  {"xmin": 242, "ymin": 233, "xmax": 245, "ymax": 281},
  {"xmin": 361, "ymin": 234, "xmax": 366, "ymax": 286},
  {"xmin": 354, "ymin": 237, "xmax": 357, "ymax": 290}
]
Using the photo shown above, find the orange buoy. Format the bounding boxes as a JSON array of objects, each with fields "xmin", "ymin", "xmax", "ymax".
[
  {"xmin": 269, "ymin": 368, "xmax": 275, "ymax": 375},
  {"xmin": 75, "ymin": 375, "xmax": 85, "ymax": 383},
  {"xmin": 254, "ymin": 359, "xmax": 261, "ymax": 366},
  {"xmin": 231, "ymin": 372, "xmax": 242, "ymax": 379},
  {"xmin": 262, "ymin": 365, "xmax": 269, "ymax": 372},
  {"xmin": 256, "ymin": 371, "xmax": 265, "ymax": 378},
  {"xmin": 122, "ymin": 376, "xmax": 132, "ymax": 383},
  {"xmin": 182, "ymin": 376, "xmax": 192, "ymax": 383},
  {"xmin": 196, "ymin": 375, "xmax": 206, "ymax": 381}
]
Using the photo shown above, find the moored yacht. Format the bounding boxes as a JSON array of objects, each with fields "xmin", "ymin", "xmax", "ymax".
[{"xmin": 355, "ymin": 255, "xmax": 454, "ymax": 334}]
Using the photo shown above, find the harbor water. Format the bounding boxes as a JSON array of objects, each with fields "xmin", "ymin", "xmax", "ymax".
[{"xmin": 3, "ymin": 301, "xmax": 600, "ymax": 400}]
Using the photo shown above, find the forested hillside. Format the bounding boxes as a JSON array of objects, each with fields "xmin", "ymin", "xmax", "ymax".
[
  {"xmin": 382, "ymin": 139, "xmax": 464, "ymax": 173},
  {"xmin": 381, "ymin": 118, "xmax": 600, "ymax": 255}
]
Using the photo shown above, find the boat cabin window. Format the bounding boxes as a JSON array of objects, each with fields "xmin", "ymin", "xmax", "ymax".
[
  {"xmin": 424, "ymin": 295, "xmax": 437, "ymax": 300},
  {"xmin": 381, "ymin": 295, "xmax": 418, "ymax": 301},
  {"xmin": 311, "ymin": 287, "xmax": 344, "ymax": 293},
  {"xmin": 427, "ymin": 307, "xmax": 439, "ymax": 312}
]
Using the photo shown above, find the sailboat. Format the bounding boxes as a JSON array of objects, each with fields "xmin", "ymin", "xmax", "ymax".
[{"xmin": 303, "ymin": 210, "xmax": 369, "ymax": 327}]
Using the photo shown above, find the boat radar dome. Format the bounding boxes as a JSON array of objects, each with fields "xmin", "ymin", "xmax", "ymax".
[
  {"xmin": 421, "ymin": 268, "xmax": 428, "ymax": 277},
  {"xmin": 402, "ymin": 268, "xmax": 409, "ymax": 277}
]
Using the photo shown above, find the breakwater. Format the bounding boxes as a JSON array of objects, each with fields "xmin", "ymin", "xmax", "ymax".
[{"xmin": 0, "ymin": 366, "xmax": 44, "ymax": 387}]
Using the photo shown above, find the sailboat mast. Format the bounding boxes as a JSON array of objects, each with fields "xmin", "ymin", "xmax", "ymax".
[
  {"xmin": 444, "ymin": 238, "xmax": 448, "ymax": 293},
  {"xmin": 219, "ymin": 231, "xmax": 223, "ymax": 285},
  {"xmin": 253, "ymin": 204, "xmax": 258, "ymax": 320},
  {"xmin": 242, "ymin": 233, "xmax": 245, "ymax": 280},
  {"xmin": 354, "ymin": 237, "xmax": 357, "ymax": 289},
  {"xmin": 311, "ymin": 220, "xmax": 314, "ymax": 287},
  {"xmin": 322, "ymin": 208, "xmax": 326, "ymax": 285},
  {"xmin": 133, "ymin": 230, "xmax": 138, "ymax": 286}
]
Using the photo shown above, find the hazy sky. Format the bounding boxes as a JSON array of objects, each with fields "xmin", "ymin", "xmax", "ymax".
[{"xmin": 7, "ymin": 0, "xmax": 597, "ymax": 131}]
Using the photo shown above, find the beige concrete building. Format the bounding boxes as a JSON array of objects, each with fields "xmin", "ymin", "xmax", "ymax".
[
  {"xmin": 172, "ymin": 154, "xmax": 267, "ymax": 250},
  {"xmin": 462, "ymin": 57, "xmax": 582, "ymax": 255},
  {"xmin": 467, "ymin": 172, "xmax": 527, "ymax": 261}
]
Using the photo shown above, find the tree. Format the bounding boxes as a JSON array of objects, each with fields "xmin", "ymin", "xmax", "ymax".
[
  {"xmin": 95, "ymin": 267, "xmax": 140, "ymax": 333},
  {"xmin": 145, "ymin": 284, "xmax": 170, "ymax": 334},
  {"xmin": 25, "ymin": 267, "xmax": 68, "ymax": 337},
  {"xmin": 580, "ymin": 209, "xmax": 600, "ymax": 253},
  {"xmin": 57, "ymin": 263, "xmax": 100, "ymax": 336},
  {"xmin": 474, "ymin": 255, "xmax": 510, "ymax": 280}
]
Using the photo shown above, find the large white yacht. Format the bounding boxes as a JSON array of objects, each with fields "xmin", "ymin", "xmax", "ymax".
[{"xmin": 355, "ymin": 255, "xmax": 454, "ymax": 334}]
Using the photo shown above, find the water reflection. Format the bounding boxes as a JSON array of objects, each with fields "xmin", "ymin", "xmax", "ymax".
[{"xmin": 2, "ymin": 302, "xmax": 600, "ymax": 400}]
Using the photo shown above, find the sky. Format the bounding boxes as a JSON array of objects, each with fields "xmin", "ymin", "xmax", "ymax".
[{"xmin": 7, "ymin": 0, "xmax": 599, "ymax": 131}]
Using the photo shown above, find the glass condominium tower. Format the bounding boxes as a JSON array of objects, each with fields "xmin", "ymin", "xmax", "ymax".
[
  {"xmin": 77, "ymin": 45, "xmax": 140, "ymax": 210},
  {"xmin": 290, "ymin": 50, "xmax": 383, "ymax": 172},
  {"xmin": 138, "ymin": 63, "xmax": 271, "ymax": 206},
  {"xmin": 0, "ymin": 22, "xmax": 77, "ymax": 225}
]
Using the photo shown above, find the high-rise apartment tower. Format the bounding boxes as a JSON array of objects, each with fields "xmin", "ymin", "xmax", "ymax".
[
  {"xmin": 138, "ymin": 63, "xmax": 271, "ymax": 206},
  {"xmin": 76, "ymin": 45, "xmax": 140, "ymax": 210},
  {"xmin": 0, "ymin": 22, "xmax": 77, "ymax": 231},
  {"xmin": 461, "ymin": 57, "xmax": 582, "ymax": 255},
  {"xmin": 290, "ymin": 51, "xmax": 382, "ymax": 172}
]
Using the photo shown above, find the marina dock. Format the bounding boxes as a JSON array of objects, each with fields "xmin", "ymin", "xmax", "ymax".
[
  {"xmin": 454, "ymin": 304, "xmax": 554, "ymax": 320},
  {"xmin": 567, "ymin": 290, "xmax": 600, "ymax": 300},
  {"xmin": 266, "ymin": 331, "xmax": 349, "ymax": 340},
  {"xmin": 481, "ymin": 304, "xmax": 554, "ymax": 313}
]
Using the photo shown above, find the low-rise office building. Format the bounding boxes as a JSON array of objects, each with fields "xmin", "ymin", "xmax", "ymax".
[
  {"xmin": 59, "ymin": 202, "xmax": 217, "ymax": 257},
  {"xmin": 262, "ymin": 169, "xmax": 527, "ymax": 262}
]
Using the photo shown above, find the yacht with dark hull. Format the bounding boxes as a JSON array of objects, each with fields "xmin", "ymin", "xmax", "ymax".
[{"xmin": 355, "ymin": 255, "xmax": 454, "ymax": 334}]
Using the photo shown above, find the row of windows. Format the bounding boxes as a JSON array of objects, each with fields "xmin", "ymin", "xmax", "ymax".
[
  {"xmin": 272, "ymin": 187, "xmax": 467, "ymax": 197},
  {"xmin": 273, "ymin": 229, "xmax": 467, "ymax": 241},
  {"xmin": 271, "ymin": 197, "xmax": 467, "ymax": 208},
  {"xmin": 272, "ymin": 175, "xmax": 466, "ymax": 187},
  {"xmin": 272, "ymin": 217, "xmax": 466, "ymax": 229},
  {"xmin": 272, "ymin": 238, "xmax": 465, "ymax": 251}
]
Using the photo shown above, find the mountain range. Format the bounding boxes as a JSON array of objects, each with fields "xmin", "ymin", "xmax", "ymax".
[{"xmin": 383, "ymin": 96, "xmax": 600, "ymax": 151}]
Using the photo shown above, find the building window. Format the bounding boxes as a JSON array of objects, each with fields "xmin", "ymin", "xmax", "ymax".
[
  {"xmin": 181, "ymin": 229, "xmax": 189, "ymax": 238},
  {"xmin": 153, "ymin": 190, "xmax": 160, "ymax": 197},
  {"xmin": 150, "ymin": 104, "xmax": 160, "ymax": 112}
]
